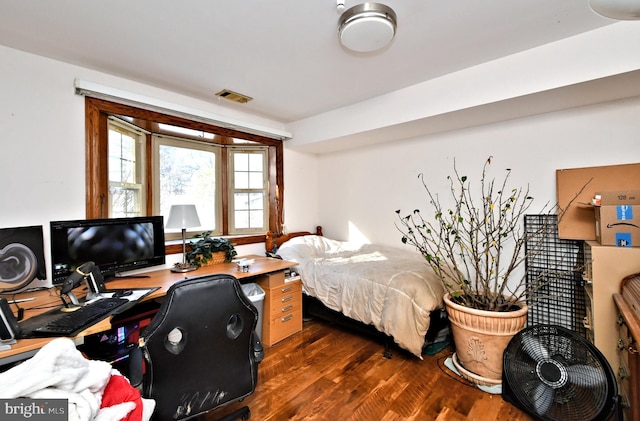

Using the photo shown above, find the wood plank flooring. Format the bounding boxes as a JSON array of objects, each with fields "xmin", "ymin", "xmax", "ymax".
[{"xmin": 211, "ymin": 319, "xmax": 533, "ymax": 421}]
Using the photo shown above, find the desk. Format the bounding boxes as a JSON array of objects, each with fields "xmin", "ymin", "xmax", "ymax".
[{"xmin": 1, "ymin": 255, "xmax": 297, "ymax": 365}]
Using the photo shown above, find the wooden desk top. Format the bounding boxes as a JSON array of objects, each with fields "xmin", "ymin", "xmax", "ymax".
[{"xmin": 1, "ymin": 255, "xmax": 296, "ymax": 362}]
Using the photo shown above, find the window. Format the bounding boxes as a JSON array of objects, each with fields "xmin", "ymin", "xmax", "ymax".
[
  {"xmin": 153, "ymin": 135, "xmax": 222, "ymax": 235},
  {"xmin": 229, "ymin": 148, "xmax": 268, "ymax": 234},
  {"xmin": 84, "ymin": 97, "xmax": 284, "ymax": 250},
  {"xmin": 108, "ymin": 119, "xmax": 147, "ymax": 217}
]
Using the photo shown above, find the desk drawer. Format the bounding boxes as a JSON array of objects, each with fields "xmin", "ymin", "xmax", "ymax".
[
  {"xmin": 269, "ymin": 281, "xmax": 302, "ymax": 300},
  {"xmin": 267, "ymin": 309, "xmax": 302, "ymax": 344},
  {"xmin": 268, "ymin": 294, "xmax": 302, "ymax": 319}
]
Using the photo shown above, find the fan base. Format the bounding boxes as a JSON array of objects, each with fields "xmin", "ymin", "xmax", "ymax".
[{"xmin": 452, "ymin": 352, "xmax": 502, "ymax": 387}]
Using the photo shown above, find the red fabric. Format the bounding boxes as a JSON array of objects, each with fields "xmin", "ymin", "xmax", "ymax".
[{"xmin": 101, "ymin": 374, "xmax": 143, "ymax": 421}]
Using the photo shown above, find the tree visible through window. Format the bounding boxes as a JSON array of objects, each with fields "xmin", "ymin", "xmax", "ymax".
[{"xmin": 154, "ymin": 136, "xmax": 221, "ymax": 235}]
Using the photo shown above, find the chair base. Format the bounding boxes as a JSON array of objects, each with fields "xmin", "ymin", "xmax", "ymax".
[{"xmin": 214, "ymin": 405, "xmax": 251, "ymax": 421}]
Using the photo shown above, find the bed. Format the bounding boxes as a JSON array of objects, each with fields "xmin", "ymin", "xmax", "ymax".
[{"xmin": 265, "ymin": 227, "xmax": 449, "ymax": 358}]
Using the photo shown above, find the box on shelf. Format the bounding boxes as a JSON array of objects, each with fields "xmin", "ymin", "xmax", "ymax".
[{"xmin": 594, "ymin": 190, "xmax": 640, "ymax": 247}]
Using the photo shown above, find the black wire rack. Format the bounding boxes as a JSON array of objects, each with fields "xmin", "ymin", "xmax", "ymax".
[{"xmin": 524, "ymin": 214, "xmax": 586, "ymax": 338}]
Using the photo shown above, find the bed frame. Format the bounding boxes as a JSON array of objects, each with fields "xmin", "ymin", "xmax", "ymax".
[
  {"xmin": 265, "ymin": 226, "xmax": 323, "ymax": 255},
  {"xmin": 265, "ymin": 227, "xmax": 450, "ymax": 358}
]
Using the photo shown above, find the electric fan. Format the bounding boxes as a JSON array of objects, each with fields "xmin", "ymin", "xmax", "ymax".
[{"xmin": 502, "ymin": 325, "xmax": 618, "ymax": 421}]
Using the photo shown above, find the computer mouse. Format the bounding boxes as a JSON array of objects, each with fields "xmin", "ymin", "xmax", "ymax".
[{"xmin": 113, "ymin": 290, "xmax": 133, "ymax": 298}]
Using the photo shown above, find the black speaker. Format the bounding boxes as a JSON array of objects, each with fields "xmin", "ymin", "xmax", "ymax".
[{"xmin": 0, "ymin": 298, "xmax": 21, "ymax": 340}]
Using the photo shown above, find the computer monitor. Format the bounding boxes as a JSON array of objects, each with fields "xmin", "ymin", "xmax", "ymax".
[{"xmin": 50, "ymin": 216, "xmax": 166, "ymax": 285}]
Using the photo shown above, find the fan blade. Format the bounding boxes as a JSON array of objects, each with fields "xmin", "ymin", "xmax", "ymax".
[
  {"xmin": 521, "ymin": 335, "xmax": 550, "ymax": 362},
  {"xmin": 567, "ymin": 364, "xmax": 607, "ymax": 388},
  {"xmin": 531, "ymin": 382, "xmax": 555, "ymax": 416}
]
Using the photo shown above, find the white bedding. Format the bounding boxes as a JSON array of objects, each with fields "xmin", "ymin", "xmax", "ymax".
[{"xmin": 277, "ymin": 235, "xmax": 445, "ymax": 358}]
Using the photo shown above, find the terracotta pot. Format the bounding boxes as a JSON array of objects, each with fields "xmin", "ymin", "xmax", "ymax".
[{"xmin": 444, "ymin": 292, "xmax": 528, "ymax": 385}]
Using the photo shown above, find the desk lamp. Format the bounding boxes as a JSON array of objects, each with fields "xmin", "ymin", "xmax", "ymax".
[{"xmin": 166, "ymin": 204, "xmax": 201, "ymax": 273}]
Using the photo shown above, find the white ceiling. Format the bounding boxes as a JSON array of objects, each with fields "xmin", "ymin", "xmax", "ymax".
[{"xmin": 0, "ymin": 1, "xmax": 614, "ymax": 124}]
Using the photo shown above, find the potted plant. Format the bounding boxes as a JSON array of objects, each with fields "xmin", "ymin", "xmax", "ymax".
[
  {"xmin": 395, "ymin": 157, "xmax": 576, "ymax": 386},
  {"xmin": 186, "ymin": 232, "xmax": 237, "ymax": 267}
]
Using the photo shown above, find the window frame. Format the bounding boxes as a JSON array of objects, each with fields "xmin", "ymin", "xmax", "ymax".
[{"xmin": 84, "ymin": 97, "xmax": 284, "ymax": 255}]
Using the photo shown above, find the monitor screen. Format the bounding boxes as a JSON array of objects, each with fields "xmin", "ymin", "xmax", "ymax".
[{"xmin": 50, "ymin": 216, "xmax": 166, "ymax": 285}]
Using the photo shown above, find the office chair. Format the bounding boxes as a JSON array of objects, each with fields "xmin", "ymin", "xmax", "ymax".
[{"xmin": 129, "ymin": 274, "xmax": 264, "ymax": 421}]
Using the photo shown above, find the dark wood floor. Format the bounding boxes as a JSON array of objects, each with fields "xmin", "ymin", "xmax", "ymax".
[{"xmin": 211, "ymin": 318, "xmax": 533, "ymax": 421}]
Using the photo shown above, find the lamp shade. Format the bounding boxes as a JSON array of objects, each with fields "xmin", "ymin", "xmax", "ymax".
[
  {"xmin": 165, "ymin": 204, "xmax": 201, "ymax": 229},
  {"xmin": 589, "ymin": 0, "xmax": 640, "ymax": 19}
]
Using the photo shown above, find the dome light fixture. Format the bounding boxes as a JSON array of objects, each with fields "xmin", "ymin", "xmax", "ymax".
[
  {"xmin": 338, "ymin": 3, "xmax": 397, "ymax": 53},
  {"xmin": 589, "ymin": 0, "xmax": 640, "ymax": 20}
]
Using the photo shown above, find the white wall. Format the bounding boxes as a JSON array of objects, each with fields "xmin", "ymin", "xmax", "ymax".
[
  {"xmin": 2, "ymin": 42, "xmax": 639, "ymax": 288},
  {"xmin": 316, "ymin": 96, "xmax": 640, "ymax": 245},
  {"xmin": 0, "ymin": 45, "xmax": 319, "ymax": 285}
]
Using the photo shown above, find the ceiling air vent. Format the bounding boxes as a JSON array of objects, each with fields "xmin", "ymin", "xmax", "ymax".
[{"xmin": 215, "ymin": 89, "xmax": 253, "ymax": 104}]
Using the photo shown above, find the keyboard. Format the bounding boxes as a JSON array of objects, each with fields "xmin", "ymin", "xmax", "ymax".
[{"xmin": 32, "ymin": 297, "xmax": 129, "ymax": 336}]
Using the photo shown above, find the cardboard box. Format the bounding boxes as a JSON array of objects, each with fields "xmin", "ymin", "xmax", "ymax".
[
  {"xmin": 556, "ymin": 163, "xmax": 640, "ymax": 240},
  {"xmin": 595, "ymin": 203, "xmax": 640, "ymax": 247}
]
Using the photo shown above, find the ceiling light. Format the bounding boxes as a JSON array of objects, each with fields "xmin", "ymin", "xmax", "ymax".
[
  {"xmin": 589, "ymin": 0, "xmax": 640, "ymax": 20},
  {"xmin": 338, "ymin": 3, "xmax": 397, "ymax": 53}
]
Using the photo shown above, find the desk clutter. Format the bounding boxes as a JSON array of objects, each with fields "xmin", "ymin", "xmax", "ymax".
[{"xmin": 16, "ymin": 288, "xmax": 159, "ymax": 339}]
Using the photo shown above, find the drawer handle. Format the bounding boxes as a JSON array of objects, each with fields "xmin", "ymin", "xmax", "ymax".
[
  {"xmin": 281, "ymin": 305, "xmax": 293, "ymax": 313},
  {"xmin": 630, "ymin": 344, "xmax": 638, "ymax": 355},
  {"xmin": 281, "ymin": 286, "xmax": 293, "ymax": 293},
  {"xmin": 281, "ymin": 295, "xmax": 293, "ymax": 303},
  {"xmin": 617, "ymin": 315, "xmax": 625, "ymax": 327},
  {"xmin": 618, "ymin": 338, "xmax": 627, "ymax": 351},
  {"xmin": 281, "ymin": 314, "xmax": 293, "ymax": 323}
]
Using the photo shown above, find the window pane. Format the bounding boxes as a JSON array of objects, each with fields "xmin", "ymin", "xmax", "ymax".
[
  {"xmin": 234, "ymin": 192, "xmax": 249, "ymax": 211},
  {"xmin": 249, "ymin": 172, "xmax": 263, "ymax": 189},
  {"xmin": 110, "ymin": 185, "xmax": 141, "ymax": 218},
  {"xmin": 248, "ymin": 153, "xmax": 263, "ymax": 171},
  {"xmin": 159, "ymin": 144, "xmax": 216, "ymax": 231},
  {"xmin": 234, "ymin": 211, "xmax": 249, "ymax": 229},
  {"xmin": 234, "ymin": 153, "xmax": 248, "ymax": 171},
  {"xmin": 249, "ymin": 210, "xmax": 263, "ymax": 227},
  {"xmin": 249, "ymin": 192, "xmax": 264, "ymax": 210},
  {"xmin": 235, "ymin": 172, "xmax": 249, "ymax": 189}
]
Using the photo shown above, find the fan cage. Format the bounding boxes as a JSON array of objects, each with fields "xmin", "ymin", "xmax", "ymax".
[
  {"xmin": 503, "ymin": 325, "xmax": 617, "ymax": 421},
  {"xmin": 524, "ymin": 215, "xmax": 586, "ymax": 337}
]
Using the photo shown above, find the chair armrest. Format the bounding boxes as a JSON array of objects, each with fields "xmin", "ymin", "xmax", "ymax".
[{"xmin": 127, "ymin": 346, "xmax": 144, "ymax": 388}]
